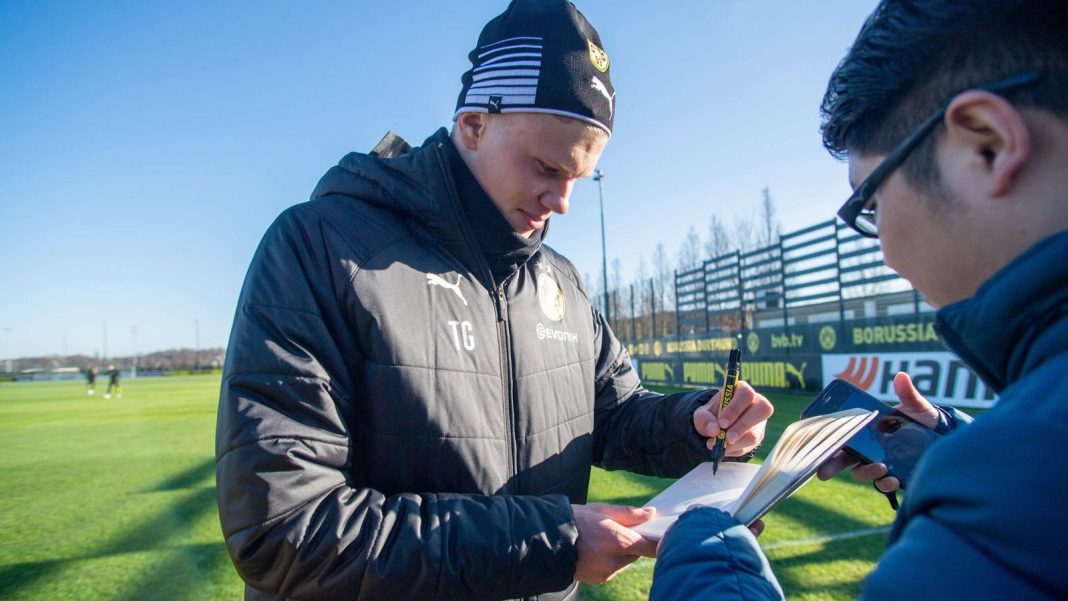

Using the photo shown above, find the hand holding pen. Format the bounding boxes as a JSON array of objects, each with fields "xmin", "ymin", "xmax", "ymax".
[
  {"xmin": 690, "ymin": 350, "xmax": 774, "ymax": 474},
  {"xmin": 711, "ymin": 349, "xmax": 742, "ymax": 474}
]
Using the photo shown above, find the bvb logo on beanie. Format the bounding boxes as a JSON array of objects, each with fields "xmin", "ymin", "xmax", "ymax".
[{"xmin": 587, "ymin": 40, "xmax": 609, "ymax": 72}]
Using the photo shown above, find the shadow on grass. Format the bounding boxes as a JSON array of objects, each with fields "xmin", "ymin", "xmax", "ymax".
[
  {"xmin": 98, "ymin": 487, "xmax": 218, "ymax": 557},
  {"xmin": 145, "ymin": 459, "xmax": 217, "ymax": 492},
  {"xmin": 770, "ymin": 528, "xmax": 885, "ymax": 597},
  {"xmin": 0, "ymin": 458, "xmax": 223, "ymax": 599},
  {"xmin": 772, "ymin": 492, "xmax": 886, "ymax": 535},
  {"xmin": 114, "ymin": 541, "xmax": 232, "ymax": 601},
  {"xmin": 0, "ymin": 560, "xmax": 66, "ymax": 600},
  {"xmin": 762, "ymin": 495, "xmax": 889, "ymax": 598},
  {"xmin": 0, "ymin": 541, "xmax": 232, "ymax": 601}
]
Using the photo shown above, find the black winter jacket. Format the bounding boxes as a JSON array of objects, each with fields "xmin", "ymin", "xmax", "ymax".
[{"xmin": 216, "ymin": 129, "xmax": 715, "ymax": 600}]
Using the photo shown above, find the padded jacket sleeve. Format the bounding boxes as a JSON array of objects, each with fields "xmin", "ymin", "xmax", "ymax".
[
  {"xmin": 861, "ymin": 412, "xmax": 1068, "ymax": 599},
  {"xmin": 650, "ymin": 508, "xmax": 784, "ymax": 601},
  {"xmin": 587, "ymin": 305, "xmax": 720, "ymax": 478},
  {"xmin": 215, "ymin": 208, "xmax": 578, "ymax": 600}
]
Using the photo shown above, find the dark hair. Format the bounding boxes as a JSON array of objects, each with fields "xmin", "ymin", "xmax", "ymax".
[{"xmin": 821, "ymin": 0, "xmax": 1068, "ymax": 189}]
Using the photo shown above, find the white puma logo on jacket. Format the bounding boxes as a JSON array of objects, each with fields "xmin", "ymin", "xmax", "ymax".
[{"xmin": 426, "ymin": 273, "xmax": 468, "ymax": 306}]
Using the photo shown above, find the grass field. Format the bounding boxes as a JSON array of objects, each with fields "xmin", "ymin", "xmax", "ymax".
[{"xmin": 0, "ymin": 375, "xmax": 899, "ymax": 600}]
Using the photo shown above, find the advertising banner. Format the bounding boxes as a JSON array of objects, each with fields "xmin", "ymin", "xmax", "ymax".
[
  {"xmin": 627, "ymin": 315, "xmax": 995, "ymax": 408},
  {"xmin": 631, "ymin": 355, "xmax": 818, "ymax": 392},
  {"xmin": 821, "ymin": 352, "xmax": 996, "ymax": 409},
  {"xmin": 740, "ymin": 318, "xmax": 942, "ymax": 357}
]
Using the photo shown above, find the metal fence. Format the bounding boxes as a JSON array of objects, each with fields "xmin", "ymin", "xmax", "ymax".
[{"xmin": 599, "ymin": 218, "xmax": 930, "ymax": 341}]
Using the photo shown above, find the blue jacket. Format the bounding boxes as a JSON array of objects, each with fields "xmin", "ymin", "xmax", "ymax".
[{"xmin": 651, "ymin": 230, "xmax": 1068, "ymax": 600}]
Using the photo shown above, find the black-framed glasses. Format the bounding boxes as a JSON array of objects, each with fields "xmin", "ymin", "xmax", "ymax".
[{"xmin": 837, "ymin": 70, "xmax": 1045, "ymax": 238}]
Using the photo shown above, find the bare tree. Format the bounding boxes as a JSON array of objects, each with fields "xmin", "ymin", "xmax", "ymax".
[
  {"xmin": 610, "ymin": 258, "xmax": 624, "ymax": 325},
  {"xmin": 652, "ymin": 242, "xmax": 674, "ymax": 311},
  {"xmin": 732, "ymin": 212, "xmax": 758, "ymax": 253},
  {"xmin": 633, "ymin": 256, "xmax": 651, "ymax": 339},
  {"xmin": 634, "ymin": 256, "xmax": 650, "ymax": 298},
  {"xmin": 677, "ymin": 225, "xmax": 702, "ymax": 272},
  {"xmin": 583, "ymin": 272, "xmax": 598, "ymax": 298},
  {"xmin": 610, "ymin": 258, "xmax": 623, "ymax": 293},
  {"xmin": 759, "ymin": 186, "xmax": 781, "ymax": 248},
  {"xmin": 704, "ymin": 214, "xmax": 731, "ymax": 260}
]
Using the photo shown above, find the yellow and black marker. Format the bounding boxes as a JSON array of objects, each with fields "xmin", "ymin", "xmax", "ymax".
[{"xmin": 711, "ymin": 348, "xmax": 742, "ymax": 475}]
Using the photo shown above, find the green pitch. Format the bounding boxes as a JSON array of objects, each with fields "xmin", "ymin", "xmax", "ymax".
[{"xmin": 0, "ymin": 376, "xmax": 897, "ymax": 600}]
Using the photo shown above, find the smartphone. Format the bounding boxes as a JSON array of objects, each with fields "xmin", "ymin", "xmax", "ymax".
[{"xmin": 801, "ymin": 379, "xmax": 941, "ymax": 488}]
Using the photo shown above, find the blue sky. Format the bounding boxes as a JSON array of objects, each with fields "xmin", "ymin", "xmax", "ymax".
[{"xmin": 0, "ymin": 1, "xmax": 880, "ymax": 359}]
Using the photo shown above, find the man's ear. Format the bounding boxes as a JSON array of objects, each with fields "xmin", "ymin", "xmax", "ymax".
[
  {"xmin": 944, "ymin": 91, "xmax": 1032, "ymax": 197},
  {"xmin": 455, "ymin": 112, "xmax": 489, "ymax": 151}
]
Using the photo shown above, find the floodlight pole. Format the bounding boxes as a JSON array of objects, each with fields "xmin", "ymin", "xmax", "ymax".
[
  {"xmin": 592, "ymin": 169, "xmax": 611, "ymax": 325},
  {"xmin": 2, "ymin": 327, "xmax": 12, "ymax": 374},
  {"xmin": 131, "ymin": 325, "xmax": 138, "ymax": 378},
  {"xmin": 195, "ymin": 319, "xmax": 201, "ymax": 374}
]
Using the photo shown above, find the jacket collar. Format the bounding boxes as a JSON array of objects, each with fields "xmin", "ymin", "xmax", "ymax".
[
  {"xmin": 935, "ymin": 230, "xmax": 1068, "ymax": 393},
  {"xmin": 441, "ymin": 131, "xmax": 547, "ymax": 285}
]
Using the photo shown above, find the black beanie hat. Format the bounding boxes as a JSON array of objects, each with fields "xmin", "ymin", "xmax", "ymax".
[{"xmin": 454, "ymin": 0, "xmax": 615, "ymax": 135}]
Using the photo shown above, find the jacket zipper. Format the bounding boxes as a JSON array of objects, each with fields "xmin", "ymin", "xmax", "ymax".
[
  {"xmin": 430, "ymin": 143, "xmax": 521, "ymax": 495},
  {"xmin": 493, "ymin": 285, "xmax": 519, "ymax": 494}
]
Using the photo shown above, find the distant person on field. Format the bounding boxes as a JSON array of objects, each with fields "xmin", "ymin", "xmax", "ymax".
[
  {"xmin": 215, "ymin": 1, "xmax": 774, "ymax": 599},
  {"xmin": 651, "ymin": 0, "xmax": 1068, "ymax": 599},
  {"xmin": 85, "ymin": 365, "xmax": 97, "ymax": 395},
  {"xmin": 104, "ymin": 364, "xmax": 121, "ymax": 399}
]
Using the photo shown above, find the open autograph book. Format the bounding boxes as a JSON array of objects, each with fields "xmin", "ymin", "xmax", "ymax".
[{"xmin": 634, "ymin": 407, "xmax": 879, "ymax": 540}]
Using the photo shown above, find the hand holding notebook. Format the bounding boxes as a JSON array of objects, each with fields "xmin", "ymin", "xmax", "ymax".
[{"xmin": 635, "ymin": 407, "xmax": 878, "ymax": 540}]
